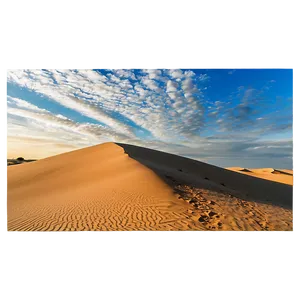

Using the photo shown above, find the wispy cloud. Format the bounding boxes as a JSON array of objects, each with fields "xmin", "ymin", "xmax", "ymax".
[
  {"xmin": 7, "ymin": 69, "xmax": 208, "ymax": 142},
  {"xmin": 198, "ymin": 74, "xmax": 210, "ymax": 81}
]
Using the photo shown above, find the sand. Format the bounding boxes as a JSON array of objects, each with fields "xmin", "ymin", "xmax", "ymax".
[
  {"xmin": 7, "ymin": 143, "xmax": 293, "ymax": 231},
  {"xmin": 226, "ymin": 167, "xmax": 293, "ymax": 185}
]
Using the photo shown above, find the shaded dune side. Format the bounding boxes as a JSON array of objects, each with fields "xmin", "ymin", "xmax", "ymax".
[
  {"xmin": 7, "ymin": 143, "xmax": 206, "ymax": 231},
  {"xmin": 117, "ymin": 143, "xmax": 293, "ymax": 209}
]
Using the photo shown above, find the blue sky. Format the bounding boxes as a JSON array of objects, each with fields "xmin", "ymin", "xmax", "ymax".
[{"xmin": 7, "ymin": 69, "xmax": 293, "ymax": 168}]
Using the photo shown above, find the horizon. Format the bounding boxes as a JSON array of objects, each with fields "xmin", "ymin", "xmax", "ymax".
[
  {"xmin": 7, "ymin": 69, "xmax": 293, "ymax": 168},
  {"xmin": 6, "ymin": 141, "xmax": 294, "ymax": 170}
]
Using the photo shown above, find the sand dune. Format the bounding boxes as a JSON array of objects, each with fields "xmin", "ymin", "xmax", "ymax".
[
  {"xmin": 227, "ymin": 167, "xmax": 252, "ymax": 172},
  {"xmin": 226, "ymin": 167, "xmax": 293, "ymax": 185},
  {"xmin": 7, "ymin": 143, "xmax": 293, "ymax": 231}
]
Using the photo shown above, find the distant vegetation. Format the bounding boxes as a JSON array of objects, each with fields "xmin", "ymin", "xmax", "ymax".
[{"xmin": 7, "ymin": 158, "xmax": 37, "ymax": 166}]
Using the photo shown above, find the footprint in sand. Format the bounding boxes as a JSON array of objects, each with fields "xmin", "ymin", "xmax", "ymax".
[
  {"xmin": 208, "ymin": 211, "xmax": 217, "ymax": 217},
  {"xmin": 198, "ymin": 215, "xmax": 209, "ymax": 222},
  {"xmin": 189, "ymin": 198, "xmax": 198, "ymax": 204}
]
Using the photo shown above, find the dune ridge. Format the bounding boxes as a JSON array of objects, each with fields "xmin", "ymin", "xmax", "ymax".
[
  {"xmin": 272, "ymin": 169, "xmax": 293, "ymax": 176},
  {"xmin": 226, "ymin": 167, "xmax": 293, "ymax": 185},
  {"xmin": 227, "ymin": 167, "xmax": 252, "ymax": 173},
  {"xmin": 7, "ymin": 143, "xmax": 293, "ymax": 231}
]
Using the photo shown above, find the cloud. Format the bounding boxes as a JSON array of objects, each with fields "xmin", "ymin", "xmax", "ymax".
[
  {"xmin": 169, "ymin": 69, "xmax": 183, "ymax": 80},
  {"xmin": 143, "ymin": 69, "xmax": 162, "ymax": 79},
  {"xmin": 134, "ymin": 84, "xmax": 147, "ymax": 97},
  {"xmin": 113, "ymin": 69, "xmax": 137, "ymax": 80},
  {"xmin": 7, "ymin": 69, "xmax": 292, "ymax": 168},
  {"xmin": 207, "ymin": 85, "xmax": 292, "ymax": 136},
  {"xmin": 166, "ymin": 80, "xmax": 178, "ymax": 93},
  {"xmin": 141, "ymin": 77, "xmax": 162, "ymax": 93},
  {"xmin": 8, "ymin": 69, "xmax": 210, "ymax": 143},
  {"xmin": 7, "ymin": 70, "xmax": 135, "ymax": 138},
  {"xmin": 262, "ymin": 79, "xmax": 277, "ymax": 91},
  {"xmin": 184, "ymin": 70, "xmax": 196, "ymax": 77},
  {"xmin": 7, "ymin": 97, "xmax": 132, "ymax": 147},
  {"xmin": 198, "ymin": 74, "xmax": 210, "ymax": 81},
  {"xmin": 7, "ymin": 96, "xmax": 45, "ymax": 112},
  {"xmin": 181, "ymin": 77, "xmax": 193, "ymax": 91}
]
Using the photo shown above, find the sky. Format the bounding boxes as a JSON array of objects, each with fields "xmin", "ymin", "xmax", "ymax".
[{"xmin": 7, "ymin": 69, "xmax": 293, "ymax": 168}]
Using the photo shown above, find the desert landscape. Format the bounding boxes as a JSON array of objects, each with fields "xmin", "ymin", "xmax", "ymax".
[
  {"xmin": 7, "ymin": 69, "xmax": 293, "ymax": 231},
  {"xmin": 7, "ymin": 142, "xmax": 293, "ymax": 231}
]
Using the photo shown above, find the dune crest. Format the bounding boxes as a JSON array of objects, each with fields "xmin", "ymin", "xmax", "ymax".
[
  {"xmin": 227, "ymin": 167, "xmax": 252, "ymax": 173},
  {"xmin": 226, "ymin": 167, "xmax": 293, "ymax": 185}
]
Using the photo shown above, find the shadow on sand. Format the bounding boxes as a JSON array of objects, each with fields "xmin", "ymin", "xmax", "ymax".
[{"xmin": 117, "ymin": 143, "xmax": 293, "ymax": 210}]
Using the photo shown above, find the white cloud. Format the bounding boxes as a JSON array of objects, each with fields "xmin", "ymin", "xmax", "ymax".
[
  {"xmin": 134, "ymin": 84, "xmax": 147, "ymax": 97},
  {"xmin": 141, "ymin": 77, "xmax": 162, "ymax": 93},
  {"xmin": 143, "ymin": 69, "xmax": 162, "ymax": 79},
  {"xmin": 7, "ymin": 98, "xmax": 131, "ymax": 147},
  {"xmin": 169, "ymin": 69, "xmax": 183, "ymax": 80},
  {"xmin": 181, "ymin": 77, "xmax": 195, "ymax": 93},
  {"xmin": 182, "ymin": 81, "xmax": 200, "ymax": 104},
  {"xmin": 184, "ymin": 70, "xmax": 195, "ymax": 77},
  {"xmin": 166, "ymin": 80, "xmax": 178, "ymax": 93},
  {"xmin": 113, "ymin": 69, "xmax": 137, "ymax": 80},
  {"xmin": 7, "ymin": 96, "xmax": 46, "ymax": 113},
  {"xmin": 56, "ymin": 114, "xmax": 69, "ymax": 120},
  {"xmin": 198, "ymin": 74, "xmax": 210, "ymax": 81}
]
